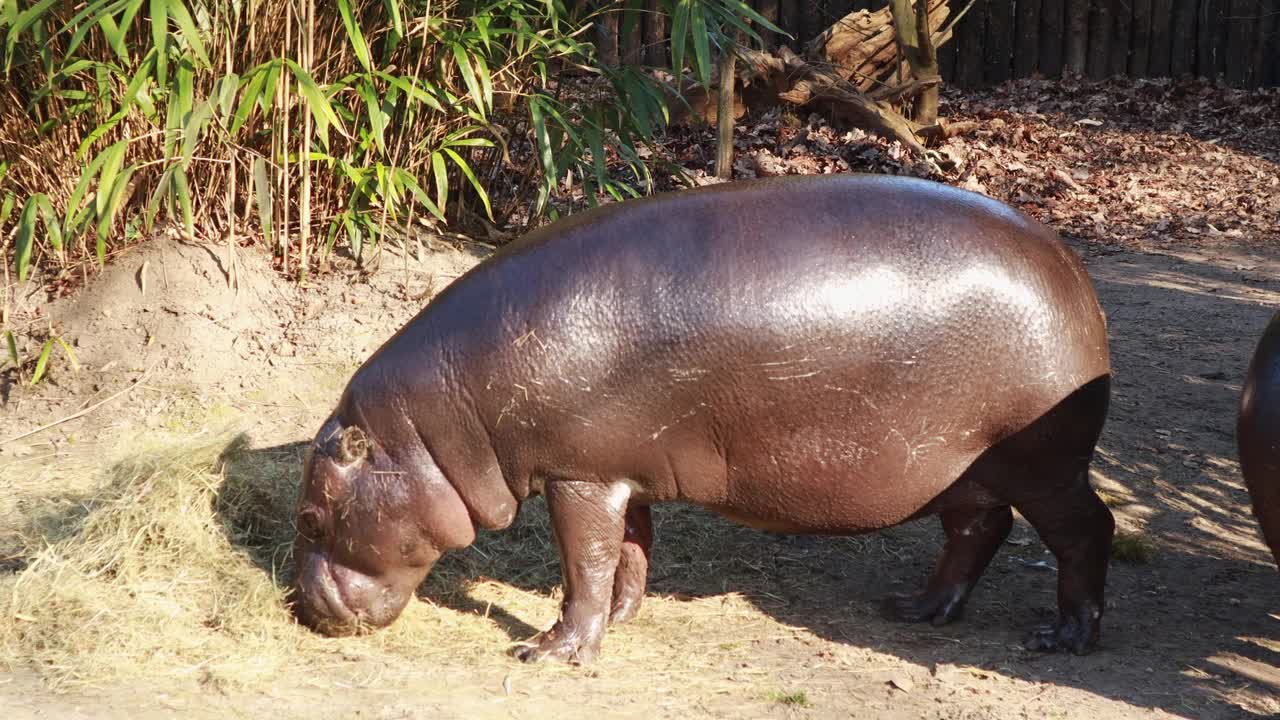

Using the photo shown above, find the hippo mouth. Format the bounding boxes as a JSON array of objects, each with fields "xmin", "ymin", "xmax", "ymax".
[{"xmin": 295, "ymin": 555, "xmax": 366, "ymax": 636}]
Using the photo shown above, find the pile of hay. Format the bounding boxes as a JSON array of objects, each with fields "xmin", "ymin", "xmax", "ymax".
[{"xmin": 0, "ymin": 431, "xmax": 528, "ymax": 690}]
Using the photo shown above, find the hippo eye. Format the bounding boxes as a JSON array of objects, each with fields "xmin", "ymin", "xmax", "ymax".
[{"xmin": 298, "ymin": 507, "xmax": 326, "ymax": 540}]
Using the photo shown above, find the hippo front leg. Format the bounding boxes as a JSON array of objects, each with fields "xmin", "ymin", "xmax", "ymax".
[
  {"xmin": 517, "ymin": 480, "xmax": 630, "ymax": 664},
  {"xmin": 609, "ymin": 504, "xmax": 653, "ymax": 625}
]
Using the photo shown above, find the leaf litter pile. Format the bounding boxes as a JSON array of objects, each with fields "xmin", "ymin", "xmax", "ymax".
[
  {"xmin": 1, "ymin": 75, "xmax": 1278, "ymax": 694},
  {"xmin": 663, "ymin": 75, "xmax": 1280, "ymax": 253}
]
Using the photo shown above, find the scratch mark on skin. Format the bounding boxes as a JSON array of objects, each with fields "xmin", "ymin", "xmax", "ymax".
[
  {"xmin": 513, "ymin": 383, "xmax": 529, "ymax": 401},
  {"xmin": 756, "ymin": 357, "xmax": 816, "ymax": 367},
  {"xmin": 669, "ymin": 368, "xmax": 709, "ymax": 382},
  {"xmin": 768, "ymin": 370, "xmax": 823, "ymax": 381},
  {"xmin": 513, "ymin": 331, "xmax": 546, "ymax": 350},
  {"xmin": 495, "ymin": 396, "xmax": 518, "ymax": 427},
  {"xmin": 649, "ymin": 404, "xmax": 706, "ymax": 440}
]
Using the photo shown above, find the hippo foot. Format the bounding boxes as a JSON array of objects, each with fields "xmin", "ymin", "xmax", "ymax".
[
  {"xmin": 1022, "ymin": 609, "xmax": 1099, "ymax": 655},
  {"xmin": 515, "ymin": 625, "xmax": 602, "ymax": 665},
  {"xmin": 608, "ymin": 596, "xmax": 641, "ymax": 625},
  {"xmin": 885, "ymin": 586, "xmax": 967, "ymax": 626}
]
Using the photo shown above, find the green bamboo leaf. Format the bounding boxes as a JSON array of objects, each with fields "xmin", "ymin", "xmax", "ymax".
[
  {"xmin": 143, "ymin": 163, "xmax": 176, "ymax": 232},
  {"xmin": 584, "ymin": 112, "xmax": 607, "ymax": 190},
  {"xmin": 173, "ymin": 166, "xmax": 192, "ymax": 233},
  {"xmin": 96, "ymin": 165, "xmax": 135, "ymax": 257},
  {"xmin": 215, "ymin": 71, "xmax": 239, "ymax": 117},
  {"xmin": 0, "ymin": 160, "xmax": 7, "ymax": 187},
  {"xmin": 286, "ymin": 59, "xmax": 347, "ymax": 145},
  {"xmin": 35, "ymin": 194, "xmax": 62, "ymax": 254},
  {"xmin": 357, "ymin": 78, "xmax": 386, "ymax": 155},
  {"xmin": 252, "ymin": 157, "xmax": 273, "ymax": 240},
  {"xmin": 393, "ymin": 169, "xmax": 444, "ymax": 221},
  {"xmin": 4, "ymin": 0, "xmax": 59, "ymax": 72},
  {"xmin": 0, "ymin": 192, "xmax": 14, "ymax": 227},
  {"xmin": 670, "ymin": 0, "xmax": 691, "ymax": 79},
  {"xmin": 382, "ymin": 0, "xmax": 404, "ymax": 39},
  {"xmin": 15, "ymin": 196, "xmax": 38, "ymax": 282},
  {"xmin": 95, "ymin": 139, "xmax": 127, "ymax": 218},
  {"xmin": 529, "ymin": 96, "xmax": 556, "ymax": 182},
  {"xmin": 451, "ymin": 43, "xmax": 486, "ymax": 116},
  {"xmin": 690, "ymin": 5, "xmax": 711, "ymax": 89},
  {"xmin": 150, "ymin": 0, "xmax": 168, "ymax": 87},
  {"xmin": 337, "ymin": 0, "xmax": 371, "ymax": 72},
  {"xmin": 180, "ymin": 99, "xmax": 213, "ymax": 169},
  {"xmin": 442, "ymin": 148, "xmax": 492, "ymax": 221},
  {"xmin": 30, "ymin": 339, "xmax": 53, "ymax": 385},
  {"xmin": 55, "ymin": 336, "xmax": 80, "ymax": 373},
  {"xmin": 4, "ymin": 331, "xmax": 18, "ymax": 371},
  {"xmin": 166, "ymin": 0, "xmax": 209, "ymax": 67},
  {"xmin": 373, "ymin": 71, "xmax": 444, "ymax": 112},
  {"xmin": 474, "ymin": 52, "xmax": 493, "ymax": 114},
  {"xmin": 230, "ymin": 67, "xmax": 267, "ymax": 134},
  {"xmin": 430, "ymin": 151, "xmax": 447, "ymax": 214}
]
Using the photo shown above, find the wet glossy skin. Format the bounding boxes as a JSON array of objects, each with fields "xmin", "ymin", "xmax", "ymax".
[
  {"xmin": 292, "ymin": 174, "xmax": 1115, "ymax": 661},
  {"xmin": 1238, "ymin": 311, "xmax": 1280, "ymax": 568}
]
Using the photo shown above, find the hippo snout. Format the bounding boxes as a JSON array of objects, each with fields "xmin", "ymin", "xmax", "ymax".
[{"xmin": 291, "ymin": 553, "xmax": 418, "ymax": 636}]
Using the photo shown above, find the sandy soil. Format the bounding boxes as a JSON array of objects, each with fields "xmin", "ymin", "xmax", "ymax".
[{"xmin": 1, "ymin": 221, "xmax": 1277, "ymax": 719}]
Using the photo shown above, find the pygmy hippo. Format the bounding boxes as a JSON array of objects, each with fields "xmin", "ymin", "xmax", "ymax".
[
  {"xmin": 1238, "ymin": 311, "xmax": 1280, "ymax": 568},
  {"xmin": 291, "ymin": 174, "xmax": 1116, "ymax": 663}
]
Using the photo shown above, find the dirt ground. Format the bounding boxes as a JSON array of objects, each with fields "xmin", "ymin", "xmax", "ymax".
[{"xmin": 2, "ymin": 79, "xmax": 1279, "ymax": 719}]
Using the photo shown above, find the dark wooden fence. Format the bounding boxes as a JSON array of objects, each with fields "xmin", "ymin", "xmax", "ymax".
[{"xmin": 600, "ymin": 1, "xmax": 1280, "ymax": 87}]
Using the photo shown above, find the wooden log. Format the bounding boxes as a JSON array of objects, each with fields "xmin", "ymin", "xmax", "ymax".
[
  {"xmin": 1086, "ymin": 0, "xmax": 1111, "ymax": 79},
  {"xmin": 957, "ymin": 0, "xmax": 987, "ymax": 85},
  {"xmin": 1149, "ymin": 0, "xmax": 1173, "ymax": 76},
  {"xmin": 1169, "ymin": 0, "xmax": 1197, "ymax": 76},
  {"xmin": 1130, "ymin": 0, "xmax": 1152, "ymax": 75},
  {"xmin": 984, "ymin": 0, "xmax": 1015, "ymax": 82},
  {"xmin": 1064, "ymin": 0, "xmax": 1089, "ymax": 74},
  {"xmin": 1013, "ymin": 0, "xmax": 1042, "ymax": 78},
  {"xmin": 644, "ymin": 0, "xmax": 667, "ymax": 66},
  {"xmin": 1040, "ymin": 0, "xmax": 1066, "ymax": 76},
  {"xmin": 1224, "ymin": 0, "xmax": 1255, "ymax": 85},
  {"xmin": 1108, "ymin": 0, "xmax": 1131, "ymax": 76}
]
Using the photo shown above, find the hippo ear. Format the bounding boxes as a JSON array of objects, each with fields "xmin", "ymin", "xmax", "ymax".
[{"xmin": 335, "ymin": 426, "xmax": 369, "ymax": 465}]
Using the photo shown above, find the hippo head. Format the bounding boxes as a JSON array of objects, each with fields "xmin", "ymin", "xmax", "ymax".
[{"xmin": 290, "ymin": 416, "xmax": 476, "ymax": 636}]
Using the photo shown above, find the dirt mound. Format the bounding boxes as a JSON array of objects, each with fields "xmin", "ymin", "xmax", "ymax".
[{"xmin": 50, "ymin": 238, "xmax": 285, "ymax": 388}]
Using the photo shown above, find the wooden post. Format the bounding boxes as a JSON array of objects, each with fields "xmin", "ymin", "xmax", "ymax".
[
  {"xmin": 1064, "ymin": 0, "xmax": 1089, "ymax": 74},
  {"xmin": 1085, "ymin": 0, "xmax": 1111, "ymax": 79},
  {"xmin": 1109, "ymin": 0, "xmax": 1131, "ymax": 76},
  {"xmin": 756, "ymin": 0, "xmax": 780, "ymax": 49},
  {"xmin": 1148, "ymin": 0, "xmax": 1173, "ymax": 76},
  {"xmin": 1130, "ymin": 0, "xmax": 1151, "ymax": 75},
  {"xmin": 984, "ymin": 0, "xmax": 1014, "ymax": 83},
  {"xmin": 782, "ymin": 0, "xmax": 801, "ymax": 50},
  {"xmin": 1224, "ymin": 0, "xmax": 1255, "ymax": 85},
  {"xmin": 644, "ymin": 0, "xmax": 667, "ymax": 66},
  {"xmin": 715, "ymin": 39, "xmax": 736, "ymax": 179},
  {"xmin": 1013, "ymin": 0, "xmax": 1042, "ymax": 78},
  {"xmin": 957, "ymin": 0, "xmax": 987, "ymax": 85},
  {"xmin": 1040, "ymin": 0, "xmax": 1066, "ymax": 76},
  {"xmin": 622, "ymin": 0, "xmax": 644, "ymax": 64},
  {"xmin": 596, "ymin": 1, "xmax": 620, "ymax": 66},
  {"xmin": 1195, "ymin": 0, "xmax": 1215, "ymax": 78},
  {"xmin": 1170, "ymin": 0, "xmax": 1197, "ymax": 76}
]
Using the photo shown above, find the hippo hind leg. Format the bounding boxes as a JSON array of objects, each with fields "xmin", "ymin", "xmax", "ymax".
[
  {"xmin": 982, "ymin": 376, "xmax": 1115, "ymax": 655},
  {"xmin": 887, "ymin": 502, "xmax": 1013, "ymax": 626},
  {"xmin": 609, "ymin": 504, "xmax": 653, "ymax": 625}
]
